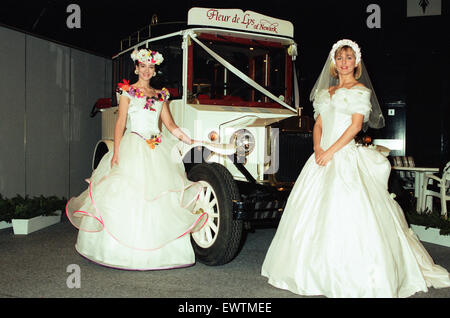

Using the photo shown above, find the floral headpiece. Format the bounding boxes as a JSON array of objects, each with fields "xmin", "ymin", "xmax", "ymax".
[
  {"xmin": 131, "ymin": 48, "xmax": 164, "ymax": 65},
  {"xmin": 330, "ymin": 39, "xmax": 361, "ymax": 65}
]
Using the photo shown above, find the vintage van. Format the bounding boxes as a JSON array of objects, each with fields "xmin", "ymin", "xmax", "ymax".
[{"xmin": 93, "ymin": 8, "xmax": 313, "ymax": 265}]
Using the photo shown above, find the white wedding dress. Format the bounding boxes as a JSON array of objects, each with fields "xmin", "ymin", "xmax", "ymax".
[
  {"xmin": 261, "ymin": 86, "xmax": 450, "ymax": 297},
  {"xmin": 66, "ymin": 85, "xmax": 206, "ymax": 270}
]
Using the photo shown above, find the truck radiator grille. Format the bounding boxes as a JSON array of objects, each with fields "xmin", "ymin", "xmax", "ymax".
[{"xmin": 275, "ymin": 131, "xmax": 313, "ymax": 183}]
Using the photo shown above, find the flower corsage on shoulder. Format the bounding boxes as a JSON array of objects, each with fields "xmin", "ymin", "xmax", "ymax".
[
  {"xmin": 116, "ymin": 81, "xmax": 170, "ymax": 111},
  {"xmin": 143, "ymin": 88, "xmax": 170, "ymax": 111},
  {"xmin": 117, "ymin": 79, "xmax": 144, "ymax": 97}
]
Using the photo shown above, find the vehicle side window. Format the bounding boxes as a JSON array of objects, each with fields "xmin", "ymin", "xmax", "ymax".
[{"xmin": 191, "ymin": 36, "xmax": 287, "ymax": 108}]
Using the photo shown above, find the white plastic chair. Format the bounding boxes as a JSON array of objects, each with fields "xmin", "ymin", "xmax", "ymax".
[
  {"xmin": 420, "ymin": 161, "xmax": 450, "ymax": 219},
  {"xmin": 391, "ymin": 156, "xmax": 415, "ymax": 190}
]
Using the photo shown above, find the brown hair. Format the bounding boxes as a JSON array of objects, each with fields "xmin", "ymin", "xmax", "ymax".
[{"xmin": 330, "ymin": 46, "xmax": 362, "ymax": 79}]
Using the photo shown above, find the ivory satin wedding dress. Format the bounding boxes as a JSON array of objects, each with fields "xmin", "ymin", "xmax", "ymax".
[{"xmin": 261, "ymin": 86, "xmax": 450, "ymax": 297}]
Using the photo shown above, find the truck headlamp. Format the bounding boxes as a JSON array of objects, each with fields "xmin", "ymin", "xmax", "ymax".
[{"xmin": 230, "ymin": 129, "xmax": 255, "ymax": 156}]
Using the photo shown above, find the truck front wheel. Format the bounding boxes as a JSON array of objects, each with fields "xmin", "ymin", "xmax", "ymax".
[{"xmin": 188, "ymin": 163, "xmax": 243, "ymax": 266}]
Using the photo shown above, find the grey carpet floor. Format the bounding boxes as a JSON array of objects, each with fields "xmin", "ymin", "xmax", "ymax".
[{"xmin": 0, "ymin": 219, "xmax": 449, "ymax": 299}]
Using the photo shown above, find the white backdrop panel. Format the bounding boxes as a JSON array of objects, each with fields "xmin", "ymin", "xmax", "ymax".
[
  {"xmin": 25, "ymin": 36, "xmax": 70, "ymax": 197},
  {"xmin": 0, "ymin": 27, "xmax": 26, "ymax": 197}
]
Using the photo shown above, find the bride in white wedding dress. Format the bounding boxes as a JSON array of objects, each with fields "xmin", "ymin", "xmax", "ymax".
[
  {"xmin": 261, "ymin": 39, "xmax": 450, "ymax": 297},
  {"xmin": 66, "ymin": 49, "xmax": 207, "ymax": 270}
]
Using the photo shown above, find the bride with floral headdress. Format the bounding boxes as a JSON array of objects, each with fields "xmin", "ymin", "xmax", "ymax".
[
  {"xmin": 261, "ymin": 39, "xmax": 450, "ymax": 297},
  {"xmin": 65, "ymin": 48, "xmax": 208, "ymax": 270}
]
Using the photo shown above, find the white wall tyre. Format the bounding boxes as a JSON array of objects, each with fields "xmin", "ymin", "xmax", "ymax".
[{"xmin": 188, "ymin": 163, "xmax": 244, "ymax": 266}]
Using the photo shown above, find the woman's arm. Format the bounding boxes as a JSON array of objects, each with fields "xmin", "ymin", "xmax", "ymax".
[
  {"xmin": 313, "ymin": 115, "xmax": 324, "ymax": 163},
  {"xmin": 315, "ymin": 113, "xmax": 364, "ymax": 166},
  {"xmin": 160, "ymin": 101, "xmax": 194, "ymax": 145},
  {"xmin": 111, "ymin": 95, "xmax": 129, "ymax": 167}
]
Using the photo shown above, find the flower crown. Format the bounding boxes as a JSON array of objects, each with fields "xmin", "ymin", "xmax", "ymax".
[
  {"xmin": 330, "ymin": 39, "xmax": 361, "ymax": 65},
  {"xmin": 131, "ymin": 49, "xmax": 164, "ymax": 65}
]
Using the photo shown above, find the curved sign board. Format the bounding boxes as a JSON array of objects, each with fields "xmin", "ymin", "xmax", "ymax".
[{"xmin": 188, "ymin": 7, "xmax": 294, "ymax": 38}]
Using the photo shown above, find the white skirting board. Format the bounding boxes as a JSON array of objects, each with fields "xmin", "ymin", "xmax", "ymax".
[
  {"xmin": 410, "ymin": 224, "xmax": 450, "ymax": 248},
  {"xmin": 12, "ymin": 211, "xmax": 62, "ymax": 235}
]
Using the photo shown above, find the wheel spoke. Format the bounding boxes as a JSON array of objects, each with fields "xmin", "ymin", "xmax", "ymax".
[
  {"xmin": 205, "ymin": 225, "xmax": 213, "ymax": 242},
  {"xmin": 209, "ymin": 211, "xmax": 219, "ymax": 219},
  {"xmin": 208, "ymin": 198, "xmax": 217, "ymax": 210},
  {"xmin": 199, "ymin": 188, "xmax": 206, "ymax": 201},
  {"xmin": 208, "ymin": 221, "xmax": 218, "ymax": 234},
  {"xmin": 192, "ymin": 180, "xmax": 221, "ymax": 248},
  {"xmin": 205, "ymin": 187, "xmax": 212, "ymax": 202}
]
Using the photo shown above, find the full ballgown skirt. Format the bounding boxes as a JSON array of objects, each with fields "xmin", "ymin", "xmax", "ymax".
[
  {"xmin": 66, "ymin": 86, "xmax": 207, "ymax": 270},
  {"xmin": 261, "ymin": 86, "xmax": 450, "ymax": 297}
]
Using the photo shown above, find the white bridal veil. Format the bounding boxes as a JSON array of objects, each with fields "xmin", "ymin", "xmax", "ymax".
[{"xmin": 309, "ymin": 39, "xmax": 385, "ymax": 131}]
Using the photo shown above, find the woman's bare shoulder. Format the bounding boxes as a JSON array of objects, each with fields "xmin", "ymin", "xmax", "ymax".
[
  {"xmin": 353, "ymin": 82, "xmax": 366, "ymax": 88},
  {"xmin": 328, "ymin": 85, "xmax": 338, "ymax": 93}
]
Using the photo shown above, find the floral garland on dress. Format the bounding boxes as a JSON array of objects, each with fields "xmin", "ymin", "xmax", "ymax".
[
  {"xmin": 116, "ymin": 79, "xmax": 168, "ymax": 150},
  {"xmin": 117, "ymin": 79, "xmax": 169, "ymax": 112}
]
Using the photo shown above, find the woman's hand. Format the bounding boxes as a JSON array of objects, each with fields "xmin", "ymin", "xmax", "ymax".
[
  {"xmin": 314, "ymin": 146, "xmax": 324, "ymax": 163},
  {"xmin": 111, "ymin": 153, "xmax": 119, "ymax": 168},
  {"xmin": 315, "ymin": 148, "xmax": 334, "ymax": 166},
  {"xmin": 314, "ymin": 113, "xmax": 364, "ymax": 167}
]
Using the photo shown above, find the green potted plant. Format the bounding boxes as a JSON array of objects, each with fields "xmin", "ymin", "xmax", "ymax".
[
  {"xmin": 0, "ymin": 194, "xmax": 66, "ymax": 235},
  {"xmin": 406, "ymin": 209, "xmax": 450, "ymax": 247},
  {"xmin": 0, "ymin": 194, "xmax": 14, "ymax": 229},
  {"xmin": 399, "ymin": 193, "xmax": 450, "ymax": 247}
]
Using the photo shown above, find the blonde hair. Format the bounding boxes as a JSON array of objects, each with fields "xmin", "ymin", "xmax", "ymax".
[{"xmin": 329, "ymin": 46, "xmax": 362, "ymax": 79}]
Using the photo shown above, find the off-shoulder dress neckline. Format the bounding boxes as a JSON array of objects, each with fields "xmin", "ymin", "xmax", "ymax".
[{"xmin": 327, "ymin": 85, "xmax": 369, "ymax": 100}]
